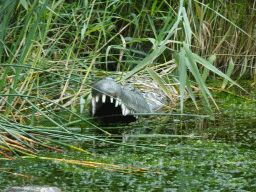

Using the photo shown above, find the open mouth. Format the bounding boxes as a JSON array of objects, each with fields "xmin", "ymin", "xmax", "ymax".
[{"xmin": 90, "ymin": 94, "xmax": 139, "ymax": 119}]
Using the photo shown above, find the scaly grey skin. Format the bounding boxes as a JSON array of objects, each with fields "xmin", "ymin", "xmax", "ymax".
[{"xmin": 89, "ymin": 77, "xmax": 152, "ymax": 120}]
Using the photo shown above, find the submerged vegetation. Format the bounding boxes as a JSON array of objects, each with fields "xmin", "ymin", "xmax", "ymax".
[{"xmin": 0, "ymin": 0, "xmax": 255, "ymax": 191}]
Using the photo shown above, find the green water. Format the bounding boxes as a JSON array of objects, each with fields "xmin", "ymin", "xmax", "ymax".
[{"xmin": 1, "ymin": 83, "xmax": 256, "ymax": 191}]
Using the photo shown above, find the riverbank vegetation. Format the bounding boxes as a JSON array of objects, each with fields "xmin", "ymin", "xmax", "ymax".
[{"xmin": 0, "ymin": 0, "xmax": 255, "ymax": 191}]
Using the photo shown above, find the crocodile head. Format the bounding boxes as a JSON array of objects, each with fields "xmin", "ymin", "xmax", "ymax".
[{"xmin": 89, "ymin": 77, "xmax": 152, "ymax": 121}]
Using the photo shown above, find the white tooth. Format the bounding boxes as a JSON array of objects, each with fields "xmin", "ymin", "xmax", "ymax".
[
  {"xmin": 122, "ymin": 103, "xmax": 126, "ymax": 116},
  {"xmin": 126, "ymin": 108, "xmax": 130, "ymax": 115},
  {"xmin": 115, "ymin": 100, "xmax": 119, "ymax": 107},
  {"xmin": 92, "ymin": 97, "xmax": 96, "ymax": 116},
  {"xmin": 95, "ymin": 95, "xmax": 99, "ymax": 102},
  {"xmin": 110, "ymin": 97, "xmax": 113, "ymax": 103},
  {"xmin": 102, "ymin": 94, "xmax": 106, "ymax": 103},
  {"xmin": 121, "ymin": 103, "xmax": 124, "ymax": 115}
]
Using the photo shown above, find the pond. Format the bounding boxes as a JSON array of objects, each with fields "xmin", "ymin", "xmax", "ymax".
[{"xmin": 1, "ymin": 82, "xmax": 256, "ymax": 191}]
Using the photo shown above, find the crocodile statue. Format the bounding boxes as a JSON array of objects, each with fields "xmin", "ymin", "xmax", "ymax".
[{"xmin": 89, "ymin": 77, "xmax": 169, "ymax": 122}]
